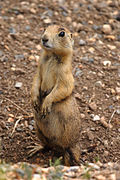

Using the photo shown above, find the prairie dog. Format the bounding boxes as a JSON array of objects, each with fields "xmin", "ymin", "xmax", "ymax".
[{"xmin": 31, "ymin": 25, "xmax": 81, "ymax": 165}]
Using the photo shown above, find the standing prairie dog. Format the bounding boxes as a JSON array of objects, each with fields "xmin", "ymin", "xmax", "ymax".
[{"xmin": 31, "ymin": 25, "xmax": 81, "ymax": 165}]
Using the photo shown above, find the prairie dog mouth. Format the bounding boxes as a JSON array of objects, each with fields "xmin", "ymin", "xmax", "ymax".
[
  {"xmin": 41, "ymin": 40, "xmax": 53, "ymax": 49},
  {"xmin": 43, "ymin": 43, "xmax": 52, "ymax": 49}
]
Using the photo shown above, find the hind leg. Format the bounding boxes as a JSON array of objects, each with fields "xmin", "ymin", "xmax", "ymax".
[
  {"xmin": 28, "ymin": 122, "xmax": 49, "ymax": 157},
  {"xmin": 64, "ymin": 144, "xmax": 81, "ymax": 166}
]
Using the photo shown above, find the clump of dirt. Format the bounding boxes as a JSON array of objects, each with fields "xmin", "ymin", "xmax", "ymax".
[{"xmin": 0, "ymin": 0, "xmax": 120, "ymax": 166}]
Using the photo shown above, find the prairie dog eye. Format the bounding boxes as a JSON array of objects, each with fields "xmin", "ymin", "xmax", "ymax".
[{"xmin": 58, "ymin": 31, "xmax": 65, "ymax": 37}]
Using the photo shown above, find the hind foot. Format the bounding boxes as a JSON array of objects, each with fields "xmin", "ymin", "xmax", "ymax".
[
  {"xmin": 64, "ymin": 144, "xmax": 81, "ymax": 166},
  {"xmin": 27, "ymin": 143, "xmax": 43, "ymax": 157}
]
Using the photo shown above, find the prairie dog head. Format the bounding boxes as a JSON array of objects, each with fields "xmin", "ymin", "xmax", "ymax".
[{"xmin": 41, "ymin": 25, "xmax": 74, "ymax": 56}]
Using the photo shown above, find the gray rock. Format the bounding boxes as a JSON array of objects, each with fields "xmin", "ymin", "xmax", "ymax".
[
  {"xmin": 75, "ymin": 68, "xmax": 83, "ymax": 77},
  {"xmin": 79, "ymin": 39, "xmax": 86, "ymax": 46},
  {"xmin": 29, "ymin": 125, "xmax": 34, "ymax": 131},
  {"xmin": 95, "ymin": 81, "xmax": 103, "ymax": 87},
  {"xmin": 89, "ymin": 58, "xmax": 94, "ymax": 63},
  {"xmin": 81, "ymin": 56, "xmax": 89, "ymax": 61},
  {"xmin": 0, "ymin": 50, "xmax": 3, "ymax": 57},
  {"xmin": 92, "ymin": 25, "xmax": 100, "ymax": 31},
  {"xmin": 25, "ymin": 25, "xmax": 31, "ymax": 30},
  {"xmin": 29, "ymin": 120, "xmax": 34, "ymax": 125},
  {"xmin": 1, "ymin": 56, "xmax": 8, "ymax": 62},
  {"xmin": 0, "ymin": 90, "xmax": 3, "ymax": 94},
  {"xmin": 117, "ymin": 35, "xmax": 120, "ymax": 41},
  {"xmin": 16, "ymin": 127, "xmax": 23, "ymax": 132},
  {"xmin": 9, "ymin": 27, "xmax": 16, "ymax": 34},
  {"xmin": 66, "ymin": 166, "xmax": 79, "ymax": 172},
  {"xmin": 15, "ymin": 54, "xmax": 25, "ymax": 60},
  {"xmin": 116, "ymin": 109, "xmax": 120, "ymax": 115},
  {"xmin": 109, "ymin": 105, "xmax": 113, "ymax": 109}
]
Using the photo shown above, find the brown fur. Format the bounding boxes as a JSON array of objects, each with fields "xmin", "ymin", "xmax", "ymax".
[{"xmin": 31, "ymin": 25, "xmax": 81, "ymax": 165}]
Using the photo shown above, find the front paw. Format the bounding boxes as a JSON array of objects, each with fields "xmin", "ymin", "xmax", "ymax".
[
  {"xmin": 31, "ymin": 96, "xmax": 40, "ymax": 113},
  {"xmin": 41, "ymin": 97, "xmax": 52, "ymax": 116}
]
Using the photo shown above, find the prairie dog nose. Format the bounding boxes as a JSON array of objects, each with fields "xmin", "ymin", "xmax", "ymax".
[{"xmin": 42, "ymin": 35, "xmax": 48, "ymax": 43}]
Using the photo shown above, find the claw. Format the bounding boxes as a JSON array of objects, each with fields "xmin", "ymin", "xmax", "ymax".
[
  {"xmin": 27, "ymin": 143, "xmax": 43, "ymax": 157},
  {"xmin": 33, "ymin": 101, "xmax": 40, "ymax": 113}
]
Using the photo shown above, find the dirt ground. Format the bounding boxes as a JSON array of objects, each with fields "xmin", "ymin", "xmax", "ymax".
[{"xmin": 0, "ymin": 0, "xmax": 120, "ymax": 168}]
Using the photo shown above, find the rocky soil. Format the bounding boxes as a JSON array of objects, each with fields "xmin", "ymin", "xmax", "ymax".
[{"xmin": 0, "ymin": 0, "xmax": 120, "ymax": 179}]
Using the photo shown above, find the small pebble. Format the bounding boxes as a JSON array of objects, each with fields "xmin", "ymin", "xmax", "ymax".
[
  {"xmin": 8, "ymin": 117, "xmax": 14, "ymax": 122},
  {"xmin": 105, "ymin": 35, "xmax": 116, "ymax": 41},
  {"xmin": 102, "ymin": 24, "xmax": 112, "ymax": 34},
  {"xmin": 0, "ymin": 50, "xmax": 3, "ymax": 56},
  {"xmin": 15, "ymin": 54, "xmax": 25, "ymax": 60},
  {"xmin": 80, "ymin": 113, "xmax": 85, "ymax": 119},
  {"xmin": 32, "ymin": 174, "xmax": 41, "ymax": 180},
  {"xmin": 87, "ymin": 131, "xmax": 94, "ymax": 140},
  {"xmin": 72, "ymin": 21, "xmax": 77, "ymax": 28},
  {"xmin": 88, "ymin": 47, "xmax": 95, "ymax": 53},
  {"xmin": 47, "ymin": 10, "xmax": 53, "ymax": 17},
  {"xmin": 66, "ymin": 166, "xmax": 79, "ymax": 173},
  {"xmin": 30, "ymin": 8, "xmax": 36, "ymax": 14},
  {"xmin": 9, "ymin": 27, "xmax": 16, "ymax": 34},
  {"xmin": 0, "ymin": 90, "xmax": 3, "ymax": 94},
  {"xmin": 1, "ymin": 56, "xmax": 8, "ymax": 62},
  {"xmin": 116, "ymin": 109, "xmax": 120, "ymax": 114},
  {"xmin": 16, "ymin": 127, "xmax": 23, "ymax": 132},
  {"xmin": 29, "ymin": 125, "xmax": 34, "ymax": 131},
  {"xmin": 79, "ymin": 39, "xmax": 86, "ymax": 46},
  {"xmin": 117, "ymin": 35, "xmax": 120, "ymax": 41},
  {"xmin": 43, "ymin": 18, "xmax": 52, "ymax": 24},
  {"xmin": 25, "ymin": 26, "xmax": 31, "ymax": 30},
  {"xmin": 89, "ymin": 58, "xmax": 94, "ymax": 63},
  {"xmin": 95, "ymin": 81, "xmax": 103, "ymax": 87},
  {"xmin": 29, "ymin": 120, "xmax": 35, "ymax": 125},
  {"xmin": 88, "ymin": 163, "xmax": 100, "ymax": 170},
  {"xmin": 15, "ymin": 82, "xmax": 23, "ymax": 88},
  {"xmin": 103, "ymin": 140, "xmax": 108, "ymax": 148},
  {"xmin": 75, "ymin": 68, "xmax": 83, "ymax": 77},
  {"xmin": 103, "ymin": 60, "xmax": 111, "ymax": 66},
  {"xmin": 89, "ymin": 102, "xmax": 97, "ymax": 111},
  {"xmin": 66, "ymin": 16, "xmax": 72, "ymax": 23},
  {"xmin": 0, "ymin": 121, "xmax": 6, "ymax": 128},
  {"xmin": 92, "ymin": 25, "xmax": 100, "ymax": 31},
  {"xmin": 17, "ymin": 14, "xmax": 24, "ymax": 19},
  {"xmin": 36, "ymin": 45, "xmax": 41, "ymax": 50},
  {"xmin": 93, "ymin": 115, "xmax": 100, "ymax": 121},
  {"xmin": 29, "ymin": 55, "xmax": 35, "ymax": 61},
  {"xmin": 116, "ymin": 87, "xmax": 120, "ymax": 94},
  {"xmin": 81, "ymin": 56, "xmax": 89, "ymax": 61},
  {"xmin": 107, "ymin": 44, "xmax": 116, "ymax": 50},
  {"xmin": 104, "ymin": 150, "xmax": 109, "ymax": 156}
]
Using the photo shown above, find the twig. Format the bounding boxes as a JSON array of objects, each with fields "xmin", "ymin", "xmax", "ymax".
[
  {"xmin": 11, "ymin": 117, "xmax": 22, "ymax": 136},
  {"xmin": 109, "ymin": 109, "xmax": 116, "ymax": 124},
  {"xmin": 4, "ymin": 97, "xmax": 30, "ymax": 115},
  {"xmin": 16, "ymin": 114, "xmax": 34, "ymax": 119}
]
